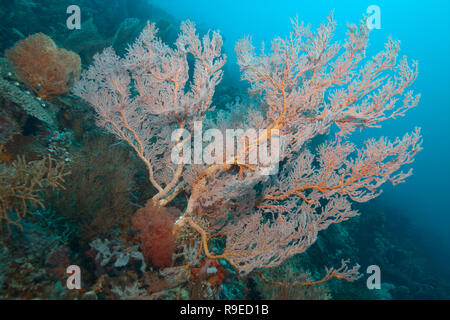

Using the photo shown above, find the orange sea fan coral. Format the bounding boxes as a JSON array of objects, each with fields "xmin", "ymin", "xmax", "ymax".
[{"xmin": 5, "ymin": 33, "xmax": 81, "ymax": 100}]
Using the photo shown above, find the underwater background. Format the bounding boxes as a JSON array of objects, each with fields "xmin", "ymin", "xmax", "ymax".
[{"xmin": 0, "ymin": 0, "xmax": 449, "ymax": 300}]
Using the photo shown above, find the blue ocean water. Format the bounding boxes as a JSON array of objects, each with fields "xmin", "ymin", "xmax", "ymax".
[{"xmin": 152, "ymin": 0, "xmax": 450, "ymax": 265}]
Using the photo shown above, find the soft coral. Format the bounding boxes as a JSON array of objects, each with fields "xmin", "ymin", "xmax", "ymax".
[{"xmin": 132, "ymin": 200, "xmax": 179, "ymax": 268}]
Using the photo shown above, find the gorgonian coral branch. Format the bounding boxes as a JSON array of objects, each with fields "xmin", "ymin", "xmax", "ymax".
[{"xmin": 74, "ymin": 21, "xmax": 226, "ymax": 206}]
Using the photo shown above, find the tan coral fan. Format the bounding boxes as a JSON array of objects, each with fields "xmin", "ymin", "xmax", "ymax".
[{"xmin": 6, "ymin": 33, "xmax": 81, "ymax": 99}]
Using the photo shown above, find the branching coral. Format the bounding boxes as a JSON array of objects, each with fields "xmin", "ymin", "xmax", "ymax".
[
  {"xmin": 0, "ymin": 155, "xmax": 69, "ymax": 232},
  {"xmin": 52, "ymin": 134, "xmax": 137, "ymax": 244},
  {"xmin": 0, "ymin": 76, "xmax": 57, "ymax": 126},
  {"xmin": 6, "ymin": 33, "xmax": 81, "ymax": 100},
  {"xmin": 253, "ymin": 265, "xmax": 332, "ymax": 300},
  {"xmin": 75, "ymin": 15, "xmax": 422, "ymax": 286}
]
